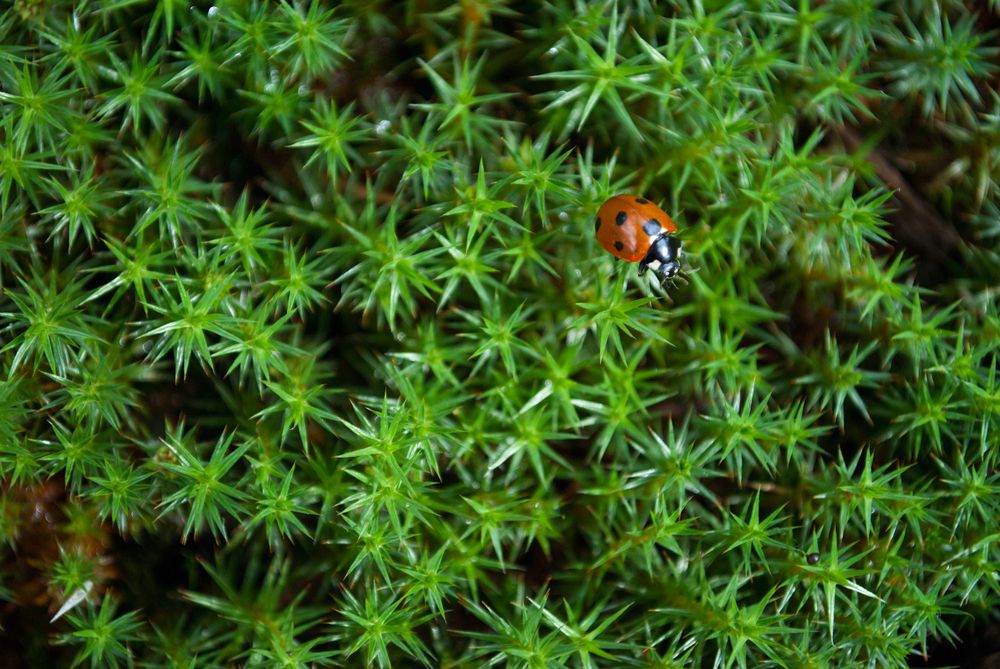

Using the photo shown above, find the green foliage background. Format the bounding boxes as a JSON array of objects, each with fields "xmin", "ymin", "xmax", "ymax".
[{"xmin": 1, "ymin": 0, "xmax": 999, "ymax": 667}]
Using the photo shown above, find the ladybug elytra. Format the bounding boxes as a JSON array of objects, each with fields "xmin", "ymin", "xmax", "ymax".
[{"xmin": 594, "ymin": 194, "xmax": 681, "ymax": 279}]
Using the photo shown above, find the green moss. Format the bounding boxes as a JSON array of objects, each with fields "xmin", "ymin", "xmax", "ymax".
[{"xmin": 1, "ymin": 1, "xmax": 999, "ymax": 666}]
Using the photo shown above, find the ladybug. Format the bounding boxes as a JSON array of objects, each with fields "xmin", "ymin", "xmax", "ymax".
[{"xmin": 594, "ymin": 194, "xmax": 681, "ymax": 279}]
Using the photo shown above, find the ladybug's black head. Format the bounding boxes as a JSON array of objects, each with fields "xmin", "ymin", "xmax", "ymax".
[
  {"xmin": 655, "ymin": 235, "xmax": 682, "ymax": 279},
  {"xmin": 642, "ymin": 234, "xmax": 683, "ymax": 280},
  {"xmin": 659, "ymin": 259, "xmax": 681, "ymax": 279}
]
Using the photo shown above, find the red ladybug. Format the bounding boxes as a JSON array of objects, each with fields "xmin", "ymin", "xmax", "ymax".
[{"xmin": 595, "ymin": 194, "xmax": 681, "ymax": 278}]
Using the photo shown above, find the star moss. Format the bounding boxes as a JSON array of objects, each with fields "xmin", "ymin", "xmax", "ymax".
[{"xmin": 1, "ymin": 1, "xmax": 999, "ymax": 667}]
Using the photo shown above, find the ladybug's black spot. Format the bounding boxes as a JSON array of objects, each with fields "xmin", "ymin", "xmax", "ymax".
[
  {"xmin": 643, "ymin": 219, "xmax": 661, "ymax": 236},
  {"xmin": 636, "ymin": 197, "xmax": 649, "ymax": 204},
  {"xmin": 614, "ymin": 241, "xmax": 624, "ymax": 252},
  {"xmin": 594, "ymin": 216, "xmax": 602, "ymax": 233},
  {"xmin": 615, "ymin": 211, "xmax": 627, "ymax": 226}
]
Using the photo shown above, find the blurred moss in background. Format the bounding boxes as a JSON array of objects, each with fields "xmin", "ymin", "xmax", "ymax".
[{"xmin": 1, "ymin": 0, "xmax": 999, "ymax": 667}]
